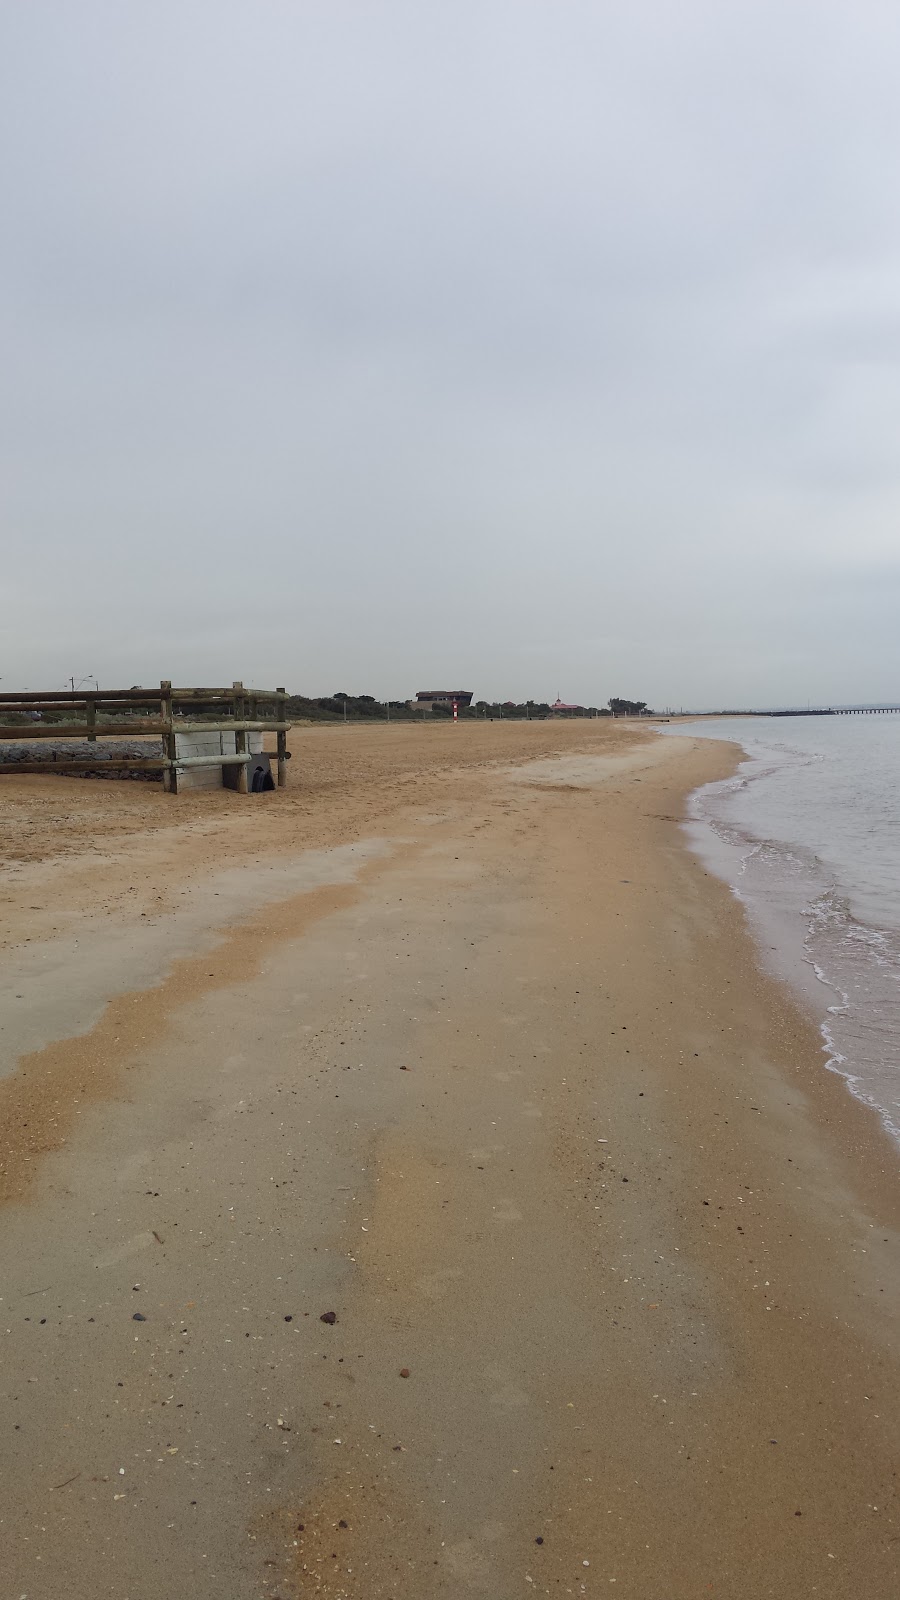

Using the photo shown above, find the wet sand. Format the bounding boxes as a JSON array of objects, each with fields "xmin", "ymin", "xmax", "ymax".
[{"xmin": 0, "ymin": 721, "xmax": 898, "ymax": 1598}]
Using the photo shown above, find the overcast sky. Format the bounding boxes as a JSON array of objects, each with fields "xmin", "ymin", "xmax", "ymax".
[{"xmin": 3, "ymin": 2, "xmax": 900, "ymax": 708}]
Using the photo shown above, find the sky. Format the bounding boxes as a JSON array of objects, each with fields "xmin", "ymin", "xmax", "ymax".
[{"xmin": 3, "ymin": 1, "xmax": 900, "ymax": 709}]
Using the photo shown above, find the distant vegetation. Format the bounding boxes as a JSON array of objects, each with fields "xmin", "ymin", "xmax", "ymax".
[
  {"xmin": 285, "ymin": 693, "xmax": 423, "ymax": 722},
  {"xmin": 608, "ymin": 697, "xmax": 648, "ymax": 716},
  {"xmin": 284, "ymin": 693, "xmax": 652, "ymax": 722}
]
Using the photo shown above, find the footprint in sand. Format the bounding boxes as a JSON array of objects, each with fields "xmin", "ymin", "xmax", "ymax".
[
  {"xmin": 443, "ymin": 1538, "xmax": 493, "ymax": 1589},
  {"xmin": 214, "ymin": 1097, "xmax": 251, "ymax": 1120},
  {"xmin": 479, "ymin": 1520, "xmax": 507, "ymax": 1543},
  {"xmin": 416, "ymin": 1266, "xmax": 463, "ymax": 1300},
  {"xmin": 93, "ymin": 1231, "xmax": 158, "ymax": 1268},
  {"xmin": 112, "ymin": 1149, "xmax": 153, "ymax": 1183},
  {"xmin": 489, "ymin": 1382, "xmax": 531, "ymax": 1409}
]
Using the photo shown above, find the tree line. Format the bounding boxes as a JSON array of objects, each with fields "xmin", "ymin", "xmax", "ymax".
[{"xmin": 284, "ymin": 694, "xmax": 652, "ymax": 722}]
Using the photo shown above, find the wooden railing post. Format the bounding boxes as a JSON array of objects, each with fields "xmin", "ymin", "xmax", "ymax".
[
  {"xmin": 276, "ymin": 686, "xmax": 287, "ymax": 787},
  {"xmin": 85, "ymin": 696, "xmax": 96, "ymax": 743},
  {"xmin": 233, "ymin": 680, "xmax": 249, "ymax": 793},
  {"xmin": 160, "ymin": 680, "xmax": 177, "ymax": 794}
]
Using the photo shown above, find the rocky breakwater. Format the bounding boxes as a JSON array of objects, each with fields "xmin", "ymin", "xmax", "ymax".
[{"xmin": 0, "ymin": 738, "xmax": 165, "ymax": 780}]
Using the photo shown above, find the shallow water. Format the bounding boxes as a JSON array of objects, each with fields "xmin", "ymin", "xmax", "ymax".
[{"xmin": 667, "ymin": 716, "xmax": 900, "ymax": 1143}]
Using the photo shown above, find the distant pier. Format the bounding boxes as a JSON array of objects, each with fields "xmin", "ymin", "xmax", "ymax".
[{"xmin": 769, "ymin": 706, "xmax": 900, "ymax": 717}]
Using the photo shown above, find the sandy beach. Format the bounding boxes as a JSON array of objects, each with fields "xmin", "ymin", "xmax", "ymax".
[{"xmin": 1, "ymin": 720, "xmax": 898, "ymax": 1599}]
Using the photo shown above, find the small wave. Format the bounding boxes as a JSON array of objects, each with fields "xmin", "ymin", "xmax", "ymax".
[
  {"xmin": 681, "ymin": 726, "xmax": 900, "ymax": 1149},
  {"xmin": 820, "ymin": 1025, "xmax": 900, "ymax": 1144},
  {"xmin": 802, "ymin": 891, "xmax": 900, "ymax": 1144},
  {"xmin": 806, "ymin": 956, "xmax": 850, "ymax": 1015}
]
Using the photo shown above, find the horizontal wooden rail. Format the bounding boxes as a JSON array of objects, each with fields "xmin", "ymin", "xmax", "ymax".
[
  {"xmin": 0, "ymin": 754, "xmax": 286, "ymax": 774},
  {"xmin": 0, "ymin": 686, "xmax": 283, "ymax": 705},
  {"xmin": 0, "ymin": 720, "xmax": 290, "ymax": 740},
  {"xmin": 173, "ymin": 751, "xmax": 291, "ymax": 768},
  {"xmin": 169, "ymin": 688, "xmax": 282, "ymax": 702},
  {"xmin": 0, "ymin": 759, "xmax": 170, "ymax": 773},
  {"xmin": 173, "ymin": 720, "xmax": 289, "ymax": 734},
  {"xmin": 0, "ymin": 699, "xmax": 165, "ymax": 713},
  {"xmin": 0, "ymin": 724, "xmax": 163, "ymax": 740},
  {"xmin": 0, "ymin": 690, "xmax": 164, "ymax": 705},
  {"xmin": 173, "ymin": 753, "xmax": 252, "ymax": 769}
]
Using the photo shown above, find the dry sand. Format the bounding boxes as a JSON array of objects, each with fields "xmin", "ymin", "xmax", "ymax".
[{"xmin": 0, "ymin": 720, "xmax": 898, "ymax": 1599}]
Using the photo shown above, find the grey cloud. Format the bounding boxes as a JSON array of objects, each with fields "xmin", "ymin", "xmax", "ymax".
[{"xmin": 2, "ymin": 1, "xmax": 900, "ymax": 705}]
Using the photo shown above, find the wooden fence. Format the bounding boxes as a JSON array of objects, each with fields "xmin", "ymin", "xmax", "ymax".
[{"xmin": 0, "ymin": 681, "xmax": 290, "ymax": 795}]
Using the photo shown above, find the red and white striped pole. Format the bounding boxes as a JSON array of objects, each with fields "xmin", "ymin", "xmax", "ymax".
[{"xmin": 452, "ymin": 699, "xmax": 458, "ymax": 723}]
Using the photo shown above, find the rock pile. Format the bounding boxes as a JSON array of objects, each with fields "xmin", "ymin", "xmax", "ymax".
[{"xmin": 0, "ymin": 739, "xmax": 165, "ymax": 780}]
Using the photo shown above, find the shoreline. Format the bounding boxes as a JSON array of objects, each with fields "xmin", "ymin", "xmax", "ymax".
[
  {"xmin": 670, "ymin": 718, "xmax": 900, "ymax": 1153},
  {"xmin": 1, "ymin": 722, "xmax": 898, "ymax": 1597}
]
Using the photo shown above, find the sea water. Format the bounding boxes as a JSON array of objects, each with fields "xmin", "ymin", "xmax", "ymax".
[{"xmin": 667, "ymin": 716, "xmax": 900, "ymax": 1142}]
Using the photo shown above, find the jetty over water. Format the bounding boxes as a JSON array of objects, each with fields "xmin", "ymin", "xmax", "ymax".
[{"xmin": 769, "ymin": 706, "xmax": 900, "ymax": 717}]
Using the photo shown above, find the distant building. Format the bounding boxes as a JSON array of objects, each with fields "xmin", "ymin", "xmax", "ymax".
[
  {"xmin": 549, "ymin": 697, "xmax": 583, "ymax": 717},
  {"xmin": 410, "ymin": 690, "xmax": 474, "ymax": 711}
]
